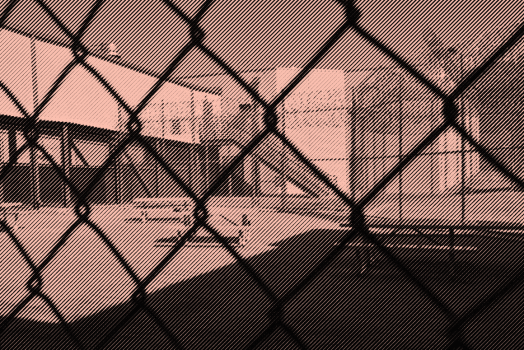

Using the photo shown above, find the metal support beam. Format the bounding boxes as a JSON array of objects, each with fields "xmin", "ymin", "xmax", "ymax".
[
  {"xmin": 3, "ymin": 129, "xmax": 18, "ymax": 204},
  {"xmin": 189, "ymin": 94, "xmax": 196, "ymax": 193},
  {"xmin": 113, "ymin": 105, "xmax": 124, "ymax": 205},
  {"xmin": 458, "ymin": 54, "xmax": 467, "ymax": 224},
  {"xmin": 189, "ymin": 145, "xmax": 197, "ymax": 195},
  {"xmin": 61, "ymin": 124, "xmax": 72, "ymax": 207},
  {"xmin": 154, "ymin": 139, "xmax": 160, "ymax": 197},
  {"xmin": 347, "ymin": 89, "xmax": 358, "ymax": 202},
  {"xmin": 8, "ymin": 129, "xmax": 16, "ymax": 162},
  {"xmin": 204, "ymin": 145, "xmax": 209, "ymax": 193},
  {"xmin": 114, "ymin": 149, "xmax": 122, "ymax": 205},
  {"xmin": 29, "ymin": 143, "xmax": 41, "ymax": 209},
  {"xmin": 398, "ymin": 74, "xmax": 404, "ymax": 224},
  {"xmin": 122, "ymin": 150, "xmax": 152, "ymax": 198},
  {"xmin": 71, "ymin": 140, "xmax": 89, "ymax": 167},
  {"xmin": 448, "ymin": 228, "xmax": 456, "ymax": 279},
  {"xmin": 30, "ymin": 35, "xmax": 41, "ymax": 210}
]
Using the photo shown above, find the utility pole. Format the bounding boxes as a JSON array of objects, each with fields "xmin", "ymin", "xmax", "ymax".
[
  {"xmin": 29, "ymin": 35, "xmax": 41, "ymax": 209},
  {"xmin": 101, "ymin": 42, "xmax": 123, "ymax": 204}
]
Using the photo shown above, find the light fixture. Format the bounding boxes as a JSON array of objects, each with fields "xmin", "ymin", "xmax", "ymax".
[
  {"xmin": 99, "ymin": 42, "xmax": 121, "ymax": 59},
  {"xmin": 107, "ymin": 42, "xmax": 121, "ymax": 59}
]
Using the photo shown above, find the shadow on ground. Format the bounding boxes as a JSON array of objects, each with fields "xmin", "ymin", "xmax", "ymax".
[{"xmin": 2, "ymin": 229, "xmax": 524, "ymax": 349}]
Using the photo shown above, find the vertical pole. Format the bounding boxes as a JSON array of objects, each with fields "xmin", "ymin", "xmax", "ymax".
[
  {"xmin": 226, "ymin": 144, "xmax": 233, "ymax": 196},
  {"xmin": 152, "ymin": 102, "xmax": 160, "ymax": 198},
  {"xmin": 449, "ymin": 227, "xmax": 456, "ymax": 279},
  {"xmin": 252, "ymin": 156, "xmax": 261, "ymax": 204},
  {"xmin": 398, "ymin": 73, "xmax": 404, "ymax": 224},
  {"xmin": 162, "ymin": 100, "xmax": 167, "ymax": 197},
  {"xmin": 8, "ymin": 129, "xmax": 16, "ymax": 160},
  {"xmin": 29, "ymin": 149, "xmax": 41, "ymax": 209},
  {"xmin": 348, "ymin": 88, "xmax": 358, "ymax": 203},
  {"xmin": 4, "ymin": 129, "xmax": 17, "ymax": 203},
  {"xmin": 278, "ymin": 98, "xmax": 286, "ymax": 210},
  {"xmin": 202, "ymin": 99, "xmax": 212, "ymax": 197},
  {"xmin": 30, "ymin": 35, "xmax": 41, "ymax": 210},
  {"xmin": 431, "ymin": 100, "xmax": 437, "ymax": 195},
  {"xmin": 458, "ymin": 54, "xmax": 467, "ymax": 224},
  {"xmin": 161, "ymin": 99, "xmax": 165, "ymax": 140},
  {"xmin": 114, "ymin": 105, "xmax": 122, "ymax": 205},
  {"xmin": 61, "ymin": 124, "xmax": 72, "ymax": 207},
  {"xmin": 0, "ymin": 132, "xmax": 5, "ymax": 203},
  {"xmin": 189, "ymin": 95, "xmax": 196, "ymax": 194},
  {"xmin": 204, "ymin": 145, "xmax": 209, "ymax": 193},
  {"xmin": 189, "ymin": 93, "xmax": 198, "ymax": 144},
  {"xmin": 254, "ymin": 80, "xmax": 262, "ymax": 206},
  {"xmin": 154, "ymin": 139, "xmax": 159, "ymax": 198}
]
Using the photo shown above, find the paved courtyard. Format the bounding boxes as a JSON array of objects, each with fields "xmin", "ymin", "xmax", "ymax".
[
  {"xmin": 0, "ymin": 204, "xmax": 341, "ymax": 323},
  {"xmin": 1, "ymin": 193, "xmax": 524, "ymax": 348}
]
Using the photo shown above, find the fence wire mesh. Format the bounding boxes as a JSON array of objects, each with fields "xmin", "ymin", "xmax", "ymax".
[{"xmin": 0, "ymin": 0, "xmax": 524, "ymax": 349}]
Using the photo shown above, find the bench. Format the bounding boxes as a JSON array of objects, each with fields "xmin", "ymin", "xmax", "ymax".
[
  {"xmin": 0, "ymin": 202, "xmax": 24, "ymax": 231},
  {"xmin": 340, "ymin": 240, "xmax": 478, "ymax": 276},
  {"xmin": 154, "ymin": 231, "xmax": 250, "ymax": 248},
  {"xmin": 153, "ymin": 213, "xmax": 252, "ymax": 248},
  {"xmin": 130, "ymin": 197, "xmax": 193, "ymax": 224}
]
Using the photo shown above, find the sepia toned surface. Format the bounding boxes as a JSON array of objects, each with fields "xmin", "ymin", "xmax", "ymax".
[{"xmin": 0, "ymin": 0, "xmax": 522, "ymax": 349}]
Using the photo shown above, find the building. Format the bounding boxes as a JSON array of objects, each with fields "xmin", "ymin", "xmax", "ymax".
[
  {"xmin": 0, "ymin": 28, "xmax": 223, "ymax": 207},
  {"xmin": 0, "ymin": 25, "xmax": 522, "ymax": 210}
]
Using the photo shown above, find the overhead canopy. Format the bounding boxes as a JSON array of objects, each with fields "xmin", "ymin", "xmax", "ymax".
[{"xmin": 0, "ymin": 29, "xmax": 221, "ymax": 143}]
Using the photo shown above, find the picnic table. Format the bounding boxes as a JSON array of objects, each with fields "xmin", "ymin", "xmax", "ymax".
[
  {"xmin": 153, "ymin": 213, "xmax": 252, "ymax": 248},
  {"xmin": 130, "ymin": 197, "xmax": 253, "ymax": 247},
  {"xmin": 130, "ymin": 197, "xmax": 193, "ymax": 225},
  {"xmin": 339, "ymin": 216, "xmax": 524, "ymax": 276}
]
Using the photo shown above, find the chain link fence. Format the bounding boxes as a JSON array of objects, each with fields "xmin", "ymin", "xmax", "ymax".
[{"xmin": 0, "ymin": 0, "xmax": 524, "ymax": 349}]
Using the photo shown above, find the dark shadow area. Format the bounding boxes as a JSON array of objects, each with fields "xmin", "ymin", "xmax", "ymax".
[{"xmin": 2, "ymin": 227, "xmax": 524, "ymax": 349}]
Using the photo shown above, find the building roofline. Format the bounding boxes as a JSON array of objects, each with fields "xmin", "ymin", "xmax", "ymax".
[
  {"xmin": 2, "ymin": 26, "xmax": 222, "ymax": 96},
  {"xmin": 0, "ymin": 114, "xmax": 200, "ymax": 146}
]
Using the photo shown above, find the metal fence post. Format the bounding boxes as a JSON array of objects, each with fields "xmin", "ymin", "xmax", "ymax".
[
  {"xmin": 114, "ymin": 105, "xmax": 123, "ymax": 205},
  {"xmin": 61, "ymin": 124, "xmax": 72, "ymax": 207},
  {"xmin": 277, "ymin": 99, "xmax": 286, "ymax": 211},
  {"xmin": 189, "ymin": 94, "xmax": 196, "ymax": 193},
  {"xmin": 458, "ymin": 53, "xmax": 467, "ymax": 224},
  {"xmin": 449, "ymin": 227, "xmax": 456, "ymax": 279},
  {"xmin": 347, "ymin": 88, "xmax": 358, "ymax": 203},
  {"xmin": 398, "ymin": 72, "xmax": 404, "ymax": 224}
]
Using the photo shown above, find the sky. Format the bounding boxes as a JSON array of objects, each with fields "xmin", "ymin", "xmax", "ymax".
[
  {"xmin": 1, "ymin": 0, "xmax": 523, "ymax": 84},
  {"xmin": 0, "ymin": 0, "xmax": 521, "ymax": 131}
]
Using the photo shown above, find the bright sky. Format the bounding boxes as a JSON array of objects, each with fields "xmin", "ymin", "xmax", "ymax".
[
  {"xmin": 0, "ymin": 0, "xmax": 521, "ymax": 122},
  {"xmin": 0, "ymin": 0, "xmax": 520, "ymax": 131},
  {"xmin": 2, "ymin": 0, "xmax": 523, "ymax": 79}
]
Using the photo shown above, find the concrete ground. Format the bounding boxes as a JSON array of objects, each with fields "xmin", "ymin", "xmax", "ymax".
[
  {"xmin": 0, "ymin": 204, "xmax": 341, "ymax": 323},
  {"xmin": 2, "ymin": 224, "xmax": 524, "ymax": 349},
  {"xmin": 1, "ymin": 193, "xmax": 524, "ymax": 348}
]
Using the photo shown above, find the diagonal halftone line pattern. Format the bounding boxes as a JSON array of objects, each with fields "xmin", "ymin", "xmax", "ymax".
[{"xmin": 0, "ymin": 0, "xmax": 521, "ymax": 348}]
